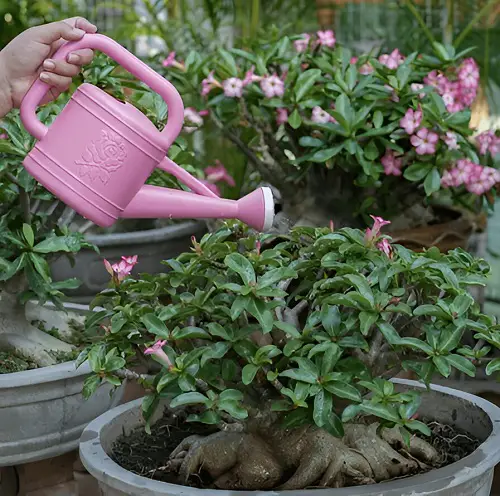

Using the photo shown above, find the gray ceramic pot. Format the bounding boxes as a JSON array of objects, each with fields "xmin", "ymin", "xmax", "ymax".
[
  {"xmin": 79, "ymin": 379, "xmax": 500, "ymax": 496},
  {"xmin": 50, "ymin": 221, "xmax": 207, "ymax": 303},
  {"xmin": 0, "ymin": 301, "xmax": 123, "ymax": 466}
]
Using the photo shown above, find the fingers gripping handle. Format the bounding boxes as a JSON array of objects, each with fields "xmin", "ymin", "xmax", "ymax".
[{"xmin": 20, "ymin": 34, "xmax": 184, "ymax": 147}]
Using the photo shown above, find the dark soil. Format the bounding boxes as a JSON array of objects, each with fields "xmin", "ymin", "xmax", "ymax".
[{"xmin": 111, "ymin": 410, "xmax": 481, "ymax": 490}]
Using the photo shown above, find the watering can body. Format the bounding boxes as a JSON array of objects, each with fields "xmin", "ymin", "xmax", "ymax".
[{"xmin": 20, "ymin": 34, "xmax": 274, "ymax": 232}]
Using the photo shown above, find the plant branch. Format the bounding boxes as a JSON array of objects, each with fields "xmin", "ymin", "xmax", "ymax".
[
  {"xmin": 404, "ymin": 0, "xmax": 437, "ymax": 47},
  {"xmin": 115, "ymin": 368, "xmax": 154, "ymax": 382}
]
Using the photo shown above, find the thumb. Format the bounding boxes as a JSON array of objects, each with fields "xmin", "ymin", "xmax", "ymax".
[{"xmin": 30, "ymin": 20, "xmax": 88, "ymax": 45}]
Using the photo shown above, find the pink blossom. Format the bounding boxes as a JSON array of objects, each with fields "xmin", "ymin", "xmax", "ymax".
[
  {"xmin": 183, "ymin": 107, "xmax": 204, "ymax": 133},
  {"xmin": 400, "ymin": 106, "xmax": 423, "ymax": 135},
  {"xmin": 411, "ymin": 83, "xmax": 425, "ymax": 99},
  {"xmin": 476, "ymin": 130, "xmax": 497, "ymax": 156},
  {"xmin": 379, "ymin": 49, "xmax": 405, "ymax": 69},
  {"xmin": 294, "ymin": 33, "xmax": 311, "ymax": 53},
  {"xmin": 411, "ymin": 128, "xmax": 439, "ymax": 155},
  {"xmin": 381, "ymin": 149, "xmax": 403, "ymax": 176},
  {"xmin": 366, "ymin": 215, "xmax": 391, "ymax": 242},
  {"xmin": 223, "ymin": 77, "xmax": 244, "ymax": 98},
  {"xmin": 443, "ymin": 131, "xmax": 459, "ymax": 150},
  {"xmin": 205, "ymin": 160, "xmax": 235, "ymax": 187},
  {"xmin": 311, "ymin": 106, "xmax": 333, "ymax": 124},
  {"xmin": 104, "ymin": 255, "xmax": 138, "ymax": 282},
  {"xmin": 144, "ymin": 340, "xmax": 173, "ymax": 369},
  {"xmin": 162, "ymin": 51, "xmax": 185, "ymax": 71},
  {"xmin": 384, "ymin": 84, "xmax": 399, "ymax": 102},
  {"xmin": 201, "ymin": 71, "xmax": 222, "ymax": 97},
  {"xmin": 243, "ymin": 65, "xmax": 262, "ymax": 86},
  {"xmin": 350, "ymin": 57, "xmax": 358, "ymax": 64},
  {"xmin": 458, "ymin": 58, "xmax": 480, "ymax": 89},
  {"xmin": 276, "ymin": 108, "xmax": 289, "ymax": 125},
  {"xmin": 317, "ymin": 30, "xmax": 336, "ymax": 48},
  {"xmin": 260, "ymin": 74, "xmax": 285, "ymax": 98},
  {"xmin": 466, "ymin": 166, "xmax": 497, "ymax": 195},
  {"xmin": 377, "ymin": 238, "xmax": 392, "ymax": 257},
  {"xmin": 0, "ymin": 133, "xmax": 7, "ymax": 139},
  {"xmin": 359, "ymin": 62, "xmax": 374, "ymax": 75}
]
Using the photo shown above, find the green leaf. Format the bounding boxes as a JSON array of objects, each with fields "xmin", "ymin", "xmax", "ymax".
[
  {"xmin": 170, "ymin": 392, "xmax": 209, "ymax": 408},
  {"xmin": 444, "ymin": 354, "xmax": 475, "ymax": 377},
  {"xmin": 403, "ymin": 162, "xmax": 433, "ymax": 182},
  {"xmin": 187, "ymin": 411, "xmax": 220, "ymax": 425},
  {"xmin": 299, "ymin": 136, "xmax": 324, "ymax": 147},
  {"xmin": 377, "ymin": 322, "xmax": 401, "ymax": 345},
  {"xmin": 344, "ymin": 274, "xmax": 374, "ymax": 307},
  {"xmin": 105, "ymin": 356, "xmax": 126, "ymax": 372},
  {"xmin": 157, "ymin": 372, "xmax": 177, "ymax": 392},
  {"xmin": 224, "ymin": 253, "xmax": 256, "ymax": 286},
  {"xmin": 295, "ymin": 69, "xmax": 321, "ymax": 101},
  {"xmin": 141, "ymin": 314, "xmax": 170, "ymax": 339},
  {"xmin": 424, "ymin": 168, "xmax": 441, "ymax": 196},
  {"xmin": 438, "ymin": 327, "xmax": 464, "ymax": 353},
  {"xmin": 359, "ymin": 312, "xmax": 378, "ymax": 336},
  {"xmin": 406, "ymin": 419, "xmax": 432, "ymax": 437},
  {"xmin": 280, "ymin": 368, "xmax": 317, "ymax": 384},
  {"xmin": 450, "ymin": 294, "xmax": 473, "ymax": 317},
  {"xmin": 360, "ymin": 402, "xmax": 400, "ymax": 423},
  {"xmin": 324, "ymin": 381, "xmax": 361, "ymax": 402},
  {"xmin": 218, "ymin": 400, "xmax": 248, "ymax": 420},
  {"xmin": 309, "ymin": 144, "xmax": 344, "ymax": 162},
  {"xmin": 33, "ymin": 236, "xmax": 73, "ymax": 253},
  {"xmin": 373, "ymin": 110, "xmax": 383, "ymax": 128},
  {"xmin": 320, "ymin": 304, "xmax": 341, "ymax": 335},
  {"xmin": 218, "ymin": 48, "xmax": 238, "ymax": 76},
  {"xmin": 284, "ymin": 339, "xmax": 303, "ymax": 357},
  {"xmin": 288, "ymin": 109, "xmax": 302, "ymax": 129},
  {"xmin": 172, "ymin": 326, "xmax": 211, "ymax": 340},
  {"xmin": 82, "ymin": 375, "xmax": 101, "ymax": 399},
  {"xmin": 274, "ymin": 321, "xmax": 301, "ymax": 338},
  {"xmin": 246, "ymin": 298, "xmax": 274, "ymax": 334},
  {"xmin": 313, "ymin": 389, "xmax": 333, "ymax": 428},
  {"xmin": 486, "ymin": 358, "xmax": 500, "ymax": 376},
  {"xmin": 413, "ymin": 305, "xmax": 450, "ymax": 319},
  {"xmin": 22, "ymin": 224, "xmax": 34, "ymax": 248},
  {"xmin": 110, "ymin": 313, "xmax": 127, "ymax": 334},
  {"xmin": 242, "ymin": 364, "xmax": 259, "ymax": 385},
  {"xmin": 207, "ymin": 322, "xmax": 233, "ymax": 340},
  {"xmin": 433, "ymin": 356, "xmax": 451, "ymax": 377},
  {"xmin": 398, "ymin": 338, "xmax": 433, "ymax": 355},
  {"xmin": 230, "ymin": 295, "xmax": 248, "ymax": 320},
  {"xmin": 257, "ymin": 267, "xmax": 297, "ymax": 289},
  {"xmin": 219, "ymin": 389, "xmax": 244, "ymax": 402}
]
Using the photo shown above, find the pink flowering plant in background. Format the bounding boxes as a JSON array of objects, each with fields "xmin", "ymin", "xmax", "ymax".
[{"xmin": 155, "ymin": 32, "xmax": 499, "ymax": 229}]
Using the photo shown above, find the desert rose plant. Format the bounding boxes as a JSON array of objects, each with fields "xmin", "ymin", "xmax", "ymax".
[
  {"xmin": 81, "ymin": 217, "xmax": 497, "ymax": 490},
  {"xmin": 154, "ymin": 31, "xmax": 500, "ymax": 230}
]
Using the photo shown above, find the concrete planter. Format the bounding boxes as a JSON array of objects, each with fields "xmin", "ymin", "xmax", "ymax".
[
  {"xmin": 50, "ymin": 221, "xmax": 207, "ymax": 303},
  {"xmin": 79, "ymin": 379, "xmax": 500, "ymax": 496},
  {"xmin": 0, "ymin": 302, "xmax": 123, "ymax": 466}
]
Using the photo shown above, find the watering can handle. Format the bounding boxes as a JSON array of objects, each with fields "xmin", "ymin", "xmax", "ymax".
[{"xmin": 19, "ymin": 33, "xmax": 184, "ymax": 148}]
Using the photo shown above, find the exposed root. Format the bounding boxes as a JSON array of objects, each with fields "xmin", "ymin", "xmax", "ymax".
[{"xmin": 165, "ymin": 423, "xmax": 439, "ymax": 490}]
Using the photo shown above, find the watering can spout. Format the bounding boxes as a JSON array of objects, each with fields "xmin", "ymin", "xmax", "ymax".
[{"xmin": 120, "ymin": 184, "xmax": 275, "ymax": 232}]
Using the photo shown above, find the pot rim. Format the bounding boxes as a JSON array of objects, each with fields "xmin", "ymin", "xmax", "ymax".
[
  {"xmin": 79, "ymin": 379, "xmax": 500, "ymax": 495},
  {"xmin": 85, "ymin": 220, "xmax": 207, "ymax": 247}
]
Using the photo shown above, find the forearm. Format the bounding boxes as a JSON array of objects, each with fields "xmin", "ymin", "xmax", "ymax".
[{"xmin": 0, "ymin": 53, "xmax": 12, "ymax": 119}]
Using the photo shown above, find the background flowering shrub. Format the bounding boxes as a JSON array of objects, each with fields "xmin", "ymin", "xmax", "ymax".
[{"xmin": 155, "ymin": 32, "xmax": 499, "ymax": 230}]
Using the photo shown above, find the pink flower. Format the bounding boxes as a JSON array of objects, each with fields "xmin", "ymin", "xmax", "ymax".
[
  {"xmin": 104, "ymin": 255, "xmax": 138, "ymax": 282},
  {"xmin": 311, "ymin": 106, "xmax": 333, "ymax": 124},
  {"xmin": 276, "ymin": 108, "xmax": 289, "ymax": 125},
  {"xmin": 411, "ymin": 83, "xmax": 425, "ymax": 99},
  {"xmin": 0, "ymin": 133, "xmax": 7, "ymax": 139},
  {"xmin": 476, "ymin": 130, "xmax": 498, "ymax": 156},
  {"xmin": 458, "ymin": 58, "xmax": 480, "ymax": 89},
  {"xmin": 183, "ymin": 107, "xmax": 204, "ymax": 133},
  {"xmin": 205, "ymin": 160, "xmax": 235, "ymax": 187},
  {"xmin": 162, "ymin": 51, "xmax": 176, "ymax": 67},
  {"xmin": 162, "ymin": 51, "xmax": 185, "ymax": 70},
  {"xmin": 144, "ymin": 340, "xmax": 173, "ymax": 369},
  {"xmin": 400, "ymin": 106, "xmax": 423, "ymax": 135},
  {"xmin": 350, "ymin": 57, "xmax": 358, "ymax": 64},
  {"xmin": 377, "ymin": 238, "xmax": 392, "ymax": 257},
  {"xmin": 466, "ymin": 166, "xmax": 498, "ymax": 195},
  {"xmin": 294, "ymin": 33, "xmax": 311, "ymax": 53},
  {"xmin": 379, "ymin": 49, "xmax": 404, "ymax": 69},
  {"xmin": 411, "ymin": 128, "xmax": 439, "ymax": 155},
  {"xmin": 260, "ymin": 74, "xmax": 285, "ymax": 98},
  {"xmin": 201, "ymin": 71, "xmax": 221, "ymax": 97},
  {"xmin": 223, "ymin": 77, "xmax": 244, "ymax": 98},
  {"xmin": 381, "ymin": 149, "xmax": 403, "ymax": 176},
  {"xmin": 317, "ymin": 30, "xmax": 336, "ymax": 48},
  {"xmin": 359, "ymin": 62, "xmax": 374, "ymax": 75},
  {"xmin": 443, "ymin": 131, "xmax": 459, "ymax": 150},
  {"xmin": 243, "ymin": 65, "xmax": 262, "ymax": 86},
  {"xmin": 366, "ymin": 215, "xmax": 391, "ymax": 242}
]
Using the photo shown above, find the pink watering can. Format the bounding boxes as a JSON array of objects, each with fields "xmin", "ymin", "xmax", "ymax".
[{"xmin": 19, "ymin": 34, "xmax": 274, "ymax": 232}]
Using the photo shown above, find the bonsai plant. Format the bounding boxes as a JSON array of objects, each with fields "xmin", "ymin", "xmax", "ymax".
[
  {"xmin": 155, "ymin": 31, "xmax": 500, "ymax": 247},
  {"xmin": 80, "ymin": 217, "xmax": 500, "ymax": 491}
]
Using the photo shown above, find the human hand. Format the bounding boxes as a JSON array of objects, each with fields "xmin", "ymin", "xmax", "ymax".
[{"xmin": 0, "ymin": 17, "xmax": 97, "ymax": 118}]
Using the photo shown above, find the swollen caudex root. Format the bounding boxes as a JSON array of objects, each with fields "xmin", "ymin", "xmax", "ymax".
[{"xmin": 166, "ymin": 424, "xmax": 439, "ymax": 490}]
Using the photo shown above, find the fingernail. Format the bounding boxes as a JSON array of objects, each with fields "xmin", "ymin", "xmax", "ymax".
[
  {"xmin": 43, "ymin": 60, "xmax": 55, "ymax": 70},
  {"xmin": 40, "ymin": 72, "xmax": 50, "ymax": 82},
  {"xmin": 67, "ymin": 54, "xmax": 79, "ymax": 64},
  {"xmin": 74, "ymin": 28, "xmax": 86, "ymax": 37}
]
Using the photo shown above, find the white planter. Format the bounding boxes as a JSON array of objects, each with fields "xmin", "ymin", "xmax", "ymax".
[
  {"xmin": 79, "ymin": 380, "xmax": 500, "ymax": 496},
  {"xmin": 0, "ymin": 301, "xmax": 123, "ymax": 466}
]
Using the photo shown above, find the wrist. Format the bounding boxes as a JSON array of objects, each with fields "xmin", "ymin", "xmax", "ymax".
[{"xmin": 0, "ymin": 52, "xmax": 13, "ymax": 119}]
